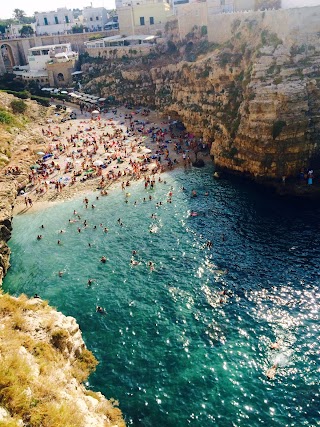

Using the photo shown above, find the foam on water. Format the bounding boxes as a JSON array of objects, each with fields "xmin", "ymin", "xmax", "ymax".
[{"xmin": 3, "ymin": 166, "xmax": 320, "ymax": 426}]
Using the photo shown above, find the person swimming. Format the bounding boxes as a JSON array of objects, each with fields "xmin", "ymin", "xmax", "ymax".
[
  {"xmin": 266, "ymin": 364, "xmax": 278, "ymax": 379},
  {"xmin": 100, "ymin": 256, "xmax": 107, "ymax": 263},
  {"xmin": 96, "ymin": 306, "xmax": 106, "ymax": 314}
]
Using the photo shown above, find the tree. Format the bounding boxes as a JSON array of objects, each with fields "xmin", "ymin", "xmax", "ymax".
[
  {"xmin": 19, "ymin": 25, "xmax": 34, "ymax": 37},
  {"xmin": 72, "ymin": 24, "xmax": 84, "ymax": 34},
  {"xmin": 13, "ymin": 9, "xmax": 26, "ymax": 23}
]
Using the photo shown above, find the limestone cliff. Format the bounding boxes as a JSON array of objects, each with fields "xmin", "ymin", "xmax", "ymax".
[
  {"xmin": 83, "ymin": 20, "xmax": 320, "ymax": 181},
  {"xmin": 0, "ymin": 293, "xmax": 125, "ymax": 426}
]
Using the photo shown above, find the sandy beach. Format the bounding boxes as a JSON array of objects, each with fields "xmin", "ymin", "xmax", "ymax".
[{"xmin": 12, "ymin": 103, "xmax": 203, "ymax": 215}]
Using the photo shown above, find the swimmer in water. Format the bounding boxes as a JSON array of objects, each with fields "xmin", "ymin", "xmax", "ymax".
[
  {"xmin": 148, "ymin": 261, "xmax": 155, "ymax": 271},
  {"xmin": 87, "ymin": 279, "xmax": 94, "ymax": 286},
  {"xmin": 130, "ymin": 258, "xmax": 139, "ymax": 266},
  {"xmin": 270, "ymin": 341, "xmax": 281, "ymax": 350},
  {"xmin": 37, "ymin": 235, "xmax": 43, "ymax": 240},
  {"xmin": 266, "ymin": 364, "xmax": 278, "ymax": 379},
  {"xmin": 100, "ymin": 256, "xmax": 107, "ymax": 263},
  {"xmin": 96, "ymin": 306, "xmax": 106, "ymax": 314},
  {"xmin": 58, "ymin": 271, "xmax": 63, "ymax": 277}
]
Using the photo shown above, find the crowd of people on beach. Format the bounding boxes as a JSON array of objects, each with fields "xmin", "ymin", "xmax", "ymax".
[{"xmin": 14, "ymin": 106, "xmax": 207, "ymax": 203}]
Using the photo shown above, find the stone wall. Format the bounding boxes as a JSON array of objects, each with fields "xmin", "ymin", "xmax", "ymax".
[
  {"xmin": 85, "ymin": 44, "xmax": 157, "ymax": 59},
  {"xmin": 174, "ymin": 2, "xmax": 208, "ymax": 40},
  {"xmin": 207, "ymin": 5, "xmax": 320, "ymax": 45}
]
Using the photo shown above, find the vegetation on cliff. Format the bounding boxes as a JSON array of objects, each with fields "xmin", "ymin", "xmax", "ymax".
[{"xmin": 0, "ymin": 292, "xmax": 125, "ymax": 426}]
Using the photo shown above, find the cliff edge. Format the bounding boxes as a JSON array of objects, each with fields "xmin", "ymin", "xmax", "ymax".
[{"xmin": 0, "ymin": 293, "xmax": 125, "ymax": 426}]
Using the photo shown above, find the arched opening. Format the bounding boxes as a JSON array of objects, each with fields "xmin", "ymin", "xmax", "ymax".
[
  {"xmin": 57, "ymin": 73, "xmax": 64, "ymax": 81},
  {"xmin": 1, "ymin": 44, "xmax": 15, "ymax": 72}
]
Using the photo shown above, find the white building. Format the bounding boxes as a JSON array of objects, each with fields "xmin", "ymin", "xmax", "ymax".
[
  {"xmin": 35, "ymin": 8, "xmax": 75, "ymax": 35},
  {"xmin": 82, "ymin": 6, "xmax": 109, "ymax": 31},
  {"xmin": 27, "ymin": 44, "xmax": 77, "ymax": 71},
  {"xmin": 13, "ymin": 43, "xmax": 78, "ymax": 86}
]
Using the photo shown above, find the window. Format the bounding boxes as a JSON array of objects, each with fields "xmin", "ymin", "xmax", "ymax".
[
  {"xmin": 96, "ymin": 16, "xmax": 99, "ymax": 20},
  {"xmin": 150, "ymin": 16, "xmax": 154, "ymax": 25},
  {"xmin": 44, "ymin": 17, "xmax": 48, "ymax": 25},
  {"xmin": 140, "ymin": 16, "xmax": 145, "ymax": 26},
  {"xmin": 54, "ymin": 16, "xmax": 59, "ymax": 24},
  {"xmin": 57, "ymin": 73, "xmax": 64, "ymax": 81},
  {"xmin": 65, "ymin": 15, "xmax": 69, "ymax": 23},
  {"xmin": 90, "ymin": 17, "xmax": 93, "ymax": 21}
]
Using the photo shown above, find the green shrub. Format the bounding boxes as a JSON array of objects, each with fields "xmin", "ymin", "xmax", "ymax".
[
  {"xmin": 167, "ymin": 40, "xmax": 177, "ymax": 54},
  {"xmin": 0, "ymin": 90, "xmax": 29, "ymax": 99},
  {"xmin": 0, "ymin": 109, "xmax": 15, "ymax": 125},
  {"xmin": 201, "ymin": 25, "xmax": 207, "ymax": 37},
  {"xmin": 30, "ymin": 96, "xmax": 50, "ymax": 107},
  {"xmin": 10, "ymin": 99, "xmax": 27, "ymax": 114}
]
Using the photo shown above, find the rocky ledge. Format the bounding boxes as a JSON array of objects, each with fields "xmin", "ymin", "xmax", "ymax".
[{"xmin": 0, "ymin": 293, "xmax": 125, "ymax": 426}]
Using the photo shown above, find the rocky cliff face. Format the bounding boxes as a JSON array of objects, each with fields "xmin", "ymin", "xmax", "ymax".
[
  {"xmin": 84, "ymin": 21, "xmax": 320, "ymax": 180},
  {"xmin": 0, "ymin": 293, "xmax": 125, "ymax": 426}
]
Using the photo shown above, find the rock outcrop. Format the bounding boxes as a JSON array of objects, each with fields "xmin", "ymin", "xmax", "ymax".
[
  {"xmin": 84, "ymin": 20, "xmax": 320, "ymax": 182},
  {"xmin": 0, "ymin": 293, "xmax": 125, "ymax": 426}
]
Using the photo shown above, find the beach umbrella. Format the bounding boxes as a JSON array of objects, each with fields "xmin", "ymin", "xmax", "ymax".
[
  {"xmin": 37, "ymin": 151, "xmax": 45, "ymax": 155},
  {"xmin": 141, "ymin": 148, "xmax": 152, "ymax": 154},
  {"xmin": 99, "ymin": 98, "xmax": 106, "ymax": 101},
  {"xmin": 92, "ymin": 110, "xmax": 100, "ymax": 114},
  {"xmin": 30, "ymin": 164, "xmax": 40, "ymax": 169},
  {"xmin": 93, "ymin": 160, "xmax": 104, "ymax": 166}
]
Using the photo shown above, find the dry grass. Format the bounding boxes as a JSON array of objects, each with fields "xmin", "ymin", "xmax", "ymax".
[{"xmin": 0, "ymin": 291, "xmax": 126, "ymax": 426}]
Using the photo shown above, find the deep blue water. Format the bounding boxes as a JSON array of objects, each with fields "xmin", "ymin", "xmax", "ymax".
[{"xmin": 3, "ymin": 166, "xmax": 320, "ymax": 427}]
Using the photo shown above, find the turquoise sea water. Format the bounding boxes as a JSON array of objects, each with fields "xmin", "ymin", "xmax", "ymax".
[{"xmin": 3, "ymin": 166, "xmax": 320, "ymax": 427}]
